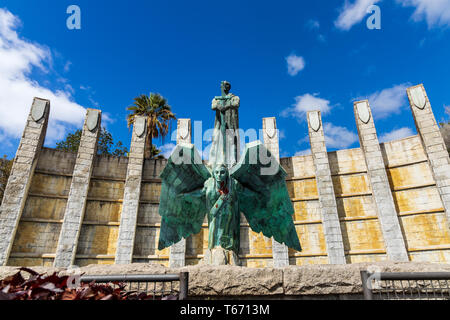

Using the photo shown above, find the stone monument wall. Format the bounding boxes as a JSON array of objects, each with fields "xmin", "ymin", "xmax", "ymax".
[{"xmin": 1, "ymin": 84, "xmax": 449, "ymax": 268}]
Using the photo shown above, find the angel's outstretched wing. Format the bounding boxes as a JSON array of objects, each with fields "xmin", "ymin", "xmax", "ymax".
[
  {"xmin": 231, "ymin": 141, "xmax": 301, "ymax": 252},
  {"xmin": 158, "ymin": 144, "xmax": 211, "ymax": 250}
]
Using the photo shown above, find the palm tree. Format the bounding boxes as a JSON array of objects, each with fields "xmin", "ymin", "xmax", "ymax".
[
  {"xmin": 150, "ymin": 145, "xmax": 162, "ymax": 158},
  {"xmin": 127, "ymin": 93, "xmax": 176, "ymax": 159}
]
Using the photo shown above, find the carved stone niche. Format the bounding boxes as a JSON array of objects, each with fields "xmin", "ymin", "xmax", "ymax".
[
  {"xmin": 409, "ymin": 86, "xmax": 427, "ymax": 110},
  {"xmin": 86, "ymin": 109, "xmax": 99, "ymax": 132},
  {"xmin": 134, "ymin": 117, "xmax": 146, "ymax": 137},
  {"xmin": 308, "ymin": 111, "xmax": 321, "ymax": 132},
  {"xmin": 178, "ymin": 119, "xmax": 190, "ymax": 141},
  {"xmin": 356, "ymin": 101, "xmax": 371, "ymax": 124},
  {"xmin": 265, "ymin": 118, "xmax": 276, "ymax": 139},
  {"xmin": 31, "ymin": 98, "xmax": 48, "ymax": 122}
]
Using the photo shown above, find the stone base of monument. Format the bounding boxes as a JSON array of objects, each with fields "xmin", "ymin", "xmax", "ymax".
[
  {"xmin": 1, "ymin": 262, "xmax": 450, "ymax": 299},
  {"xmin": 201, "ymin": 247, "xmax": 241, "ymax": 266}
]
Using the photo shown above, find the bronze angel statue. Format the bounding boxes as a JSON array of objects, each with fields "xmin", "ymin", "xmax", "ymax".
[{"xmin": 158, "ymin": 82, "xmax": 301, "ymax": 265}]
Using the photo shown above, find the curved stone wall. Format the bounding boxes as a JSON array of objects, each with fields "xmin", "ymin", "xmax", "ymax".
[
  {"xmin": 1, "ymin": 84, "xmax": 449, "ymax": 268},
  {"xmin": 5, "ymin": 133, "xmax": 449, "ymax": 267}
]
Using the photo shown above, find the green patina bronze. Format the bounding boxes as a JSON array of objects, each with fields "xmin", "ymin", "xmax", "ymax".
[
  {"xmin": 209, "ymin": 81, "xmax": 240, "ymax": 167},
  {"xmin": 158, "ymin": 82, "xmax": 301, "ymax": 260}
]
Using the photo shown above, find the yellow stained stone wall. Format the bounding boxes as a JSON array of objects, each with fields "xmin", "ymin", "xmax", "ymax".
[
  {"xmin": 383, "ymin": 136, "xmax": 450, "ymax": 263},
  {"xmin": 282, "ymin": 150, "xmax": 388, "ymax": 266},
  {"xmin": 7, "ymin": 135, "xmax": 450, "ymax": 267},
  {"xmin": 282, "ymin": 156, "xmax": 329, "ymax": 266},
  {"xmin": 75, "ymin": 156, "xmax": 128, "ymax": 267},
  {"xmin": 8, "ymin": 148, "xmax": 76, "ymax": 266},
  {"xmin": 132, "ymin": 159, "xmax": 170, "ymax": 266},
  {"xmin": 332, "ymin": 167, "xmax": 387, "ymax": 263}
]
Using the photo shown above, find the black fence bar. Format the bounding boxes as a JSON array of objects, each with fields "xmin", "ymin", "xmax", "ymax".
[
  {"xmin": 179, "ymin": 272, "xmax": 189, "ymax": 301},
  {"xmin": 80, "ymin": 272, "xmax": 189, "ymax": 300},
  {"xmin": 360, "ymin": 271, "xmax": 450, "ymax": 300},
  {"xmin": 377, "ymin": 272, "xmax": 450, "ymax": 280}
]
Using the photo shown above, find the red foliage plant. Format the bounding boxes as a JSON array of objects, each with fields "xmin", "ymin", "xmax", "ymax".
[{"xmin": 0, "ymin": 267, "xmax": 176, "ymax": 300}]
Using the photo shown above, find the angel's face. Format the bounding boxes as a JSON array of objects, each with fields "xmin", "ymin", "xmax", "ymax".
[{"xmin": 213, "ymin": 166, "xmax": 228, "ymax": 183}]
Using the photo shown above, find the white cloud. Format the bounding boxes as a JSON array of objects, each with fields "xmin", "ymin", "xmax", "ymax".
[
  {"xmin": 305, "ymin": 19, "xmax": 326, "ymax": 43},
  {"xmin": 306, "ymin": 19, "xmax": 320, "ymax": 30},
  {"xmin": 281, "ymin": 93, "xmax": 332, "ymax": 121},
  {"xmin": 396, "ymin": 0, "xmax": 450, "ymax": 27},
  {"xmin": 278, "ymin": 129, "xmax": 286, "ymax": 140},
  {"xmin": 0, "ymin": 8, "xmax": 85, "ymax": 146},
  {"xmin": 358, "ymin": 83, "xmax": 410, "ymax": 119},
  {"xmin": 335, "ymin": 0, "xmax": 381, "ymax": 31},
  {"xmin": 63, "ymin": 61, "xmax": 72, "ymax": 73},
  {"xmin": 317, "ymin": 34, "xmax": 327, "ymax": 43},
  {"xmin": 323, "ymin": 122, "xmax": 359, "ymax": 149},
  {"xmin": 286, "ymin": 54, "xmax": 305, "ymax": 76},
  {"xmin": 159, "ymin": 143, "xmax": 176, "ymax": 159},
  {"xmin": 379, "ymin": 127, "xmax": 415, "ymax": 143},
  {"xmin": 295, "ymin": 149, "xmax": 311, "ymax": 156},
  {"xmin": 445, "ymin": 105, "xmax": 450, "ymax": 117}
]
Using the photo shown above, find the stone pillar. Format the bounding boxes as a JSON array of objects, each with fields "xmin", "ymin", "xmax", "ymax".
[
  {"xmin": 262, "ymin": 117, "xmax": 290, "ymax": 267},
  {"xmin": 169, "ymin": 119, "xmax": 191, "ymax": 268},
  {"xmin": 354, "ymin": 100, "xmax": 409, "ymax": 262},
  {"xmin": 115, "ymin": 116, "xmax": 147, "ymax": 264},
  {"xmin": 54, "ymin": 109, "xmax": 101, "ymax": 267},
  {"xmin": 407, "ymin": 84, "xmax": 450, "ymax": 229},
  {"xmin": 307, "ymin": 111, "xmax": 346, "ymax": 264},
  {"xmin": 0, "ymin": 98, "xmax": 50, "ymax": 266}
]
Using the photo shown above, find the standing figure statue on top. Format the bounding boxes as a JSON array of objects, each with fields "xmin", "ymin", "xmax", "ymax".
[{"xmin": 209, "ymin": 81, "xmax": 240, "ymax": 168}]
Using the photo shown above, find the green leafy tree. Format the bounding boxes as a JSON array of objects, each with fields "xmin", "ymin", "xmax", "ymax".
[
  {"xmin": 0, "ymin": 155, "xmax": 13, "ymax": 204},
  {"xmin": 55, "ymin": 130, "xmax": 81, "ymax": 153},
  {"xmin": 127, "ymin": 93, "xmax": 176, "ymax": 159},
  {"xmin": 150, "ymin": 145, "xmax": 162, "ymax": 158},
  {"xmin": 56, "ymin": 127, "xmax": 128, "ymax": 156}
]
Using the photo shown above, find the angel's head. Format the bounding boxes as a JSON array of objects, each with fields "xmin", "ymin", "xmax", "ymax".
[{"xmin": 213, "ymin": 164, "xmax": 228, "ymax": 183}]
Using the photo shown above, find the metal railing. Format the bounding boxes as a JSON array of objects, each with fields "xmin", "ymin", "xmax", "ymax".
[
  {"xmin": 80, "ymin": 272, "xmax": 189, "ymax": 300},
  {"xmin": 361, "ymin": 271, "xmax": 450, "ymax": 300}
]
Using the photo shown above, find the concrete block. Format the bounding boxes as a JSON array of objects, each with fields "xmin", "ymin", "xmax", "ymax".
[
  {"xmin": 307, "ymin": 111, "xmax": 346, "ymax": 265},
  {"xmin": 407, "ymin": 84, "xmax": 450, "ymax": 229},
  {"xmin": 54, "ymin": 109, "xmax": 101, "ymax": 268},
  {"xmin": 353, "ymin": 100, "xmax": 409, "ymax": 262},
  {"xmin": 115, "ymin": 116, "xmax": 147, "ymax": 265},
  {"xmin": 263, "ymin": 117, "xmax": 290, "ymax": 267},
  {"xmin": 0, "ymin": 98, "xmax": 50, "ymax": 266}
]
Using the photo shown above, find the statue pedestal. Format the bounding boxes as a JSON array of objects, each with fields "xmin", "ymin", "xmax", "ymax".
[{"xmin": 201, "ymin": 247, "xmax": 241, "ymax": 266}]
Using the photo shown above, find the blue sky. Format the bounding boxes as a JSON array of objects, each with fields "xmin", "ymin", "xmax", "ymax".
[{"xmin": 1, "ymin": 0, "xmax": 450, "ymax": 159}]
